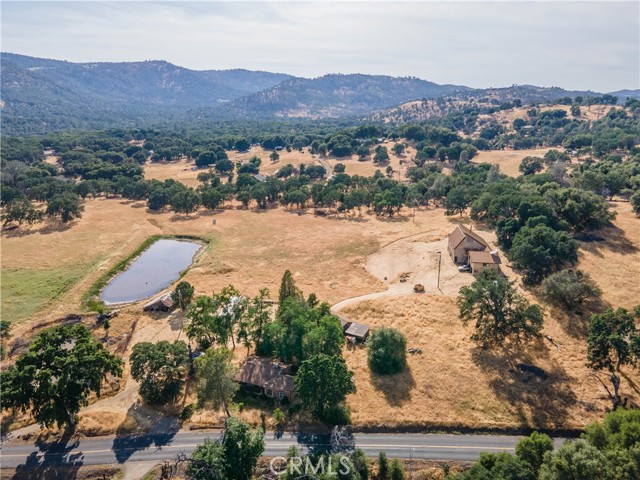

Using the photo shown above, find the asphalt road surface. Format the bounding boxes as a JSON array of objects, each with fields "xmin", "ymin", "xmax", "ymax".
[{"xmin": 0, "ymin": 431, "xmax": 567, "ymax": 470}]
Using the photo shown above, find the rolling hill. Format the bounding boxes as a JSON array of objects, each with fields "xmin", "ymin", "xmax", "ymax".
[
  {"xmin": 1, "ymin": 53, "xmax": 635, "ymax": 134},
  {"xmin": 0, "ymin": 53, "xmax": 292, "ymax": 133},
  {"xmin": 220, "ymin": 74, "xmax": 470, "ymax": 119}
]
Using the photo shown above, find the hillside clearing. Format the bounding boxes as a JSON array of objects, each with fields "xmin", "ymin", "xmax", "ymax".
[{"xmin": 472, "ymin": 148, "xmax": 554, "ymax": 177}]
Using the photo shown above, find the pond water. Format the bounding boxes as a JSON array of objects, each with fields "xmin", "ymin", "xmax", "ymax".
[{"xmin": 100, "ymin": 239, "xmax": 201, "ymax": 305}]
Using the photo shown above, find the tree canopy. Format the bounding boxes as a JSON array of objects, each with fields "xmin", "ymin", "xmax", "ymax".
[
  {"xmin": 295, "ymin": 354, "xmax": 355, "ymax": 424},
  {"xmin": 587, "ymin": 307, "xmax": 640, "ymax": 409},
  {"xmin": 509, "ymin": 224, "xmax": 579, "ymax": 284},
  {"xmin": 188, "ymin": 417, "xmax": 264, "ymax": 480},
  {"xmin": 1, "ymin": 324, "xmax": 122, "ymax": 428},
  {"xmin": 457, "ymin": 270, "xmax": 544, "ymax": 348},
  {"xmin": 130, "ymin": 340, "xmax": 189, "ymax": 405},
  {"xmin": 367, "ymin": 327, "xmax": 407, "ymax": 375},
  {"xmin": 194, "ymin": 347, "xmax": 239, "ymax": 418}
]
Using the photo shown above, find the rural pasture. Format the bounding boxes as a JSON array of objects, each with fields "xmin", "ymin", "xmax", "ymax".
[
  {"xmin": 2, "ymin": 158, "xmax": 639, "ymax": 437},
  {"xmin": 2, "ymin": 189, "xmax": 640, "ymax": 435}
]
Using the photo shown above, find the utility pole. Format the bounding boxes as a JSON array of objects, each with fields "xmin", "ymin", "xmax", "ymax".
[{"xmin": 435, "ymin": 250, "xmax": 442, "ymax": 291}]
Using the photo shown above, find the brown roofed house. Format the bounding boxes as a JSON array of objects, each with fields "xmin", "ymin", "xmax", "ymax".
[
  {"xmin": 468, "ymin": 250, "xmax": 501, "ymax": 275},
  {"xmin": 235, "ymin": 357, "xmax": 295, "ymax": 402},
  {"xmin": 447, "ymin": 225, "xmax": 490, "ymax": 264}
]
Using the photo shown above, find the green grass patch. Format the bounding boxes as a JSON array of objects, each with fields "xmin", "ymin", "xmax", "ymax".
[
  {"xmin": 81, "ymin": 234, "xmax": 211, "ymax": 308},
  {"xmin": 1, "ymin": 265, "xmax": 89, "ymax": 324}
]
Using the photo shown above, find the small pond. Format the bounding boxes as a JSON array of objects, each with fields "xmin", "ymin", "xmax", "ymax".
[{"xmin": 100, "ymin": 239, "xmax": 201, "ymax": 305}]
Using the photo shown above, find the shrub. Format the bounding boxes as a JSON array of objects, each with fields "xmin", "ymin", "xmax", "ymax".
[
  {"xmin": 323, "ymin": 403, "xmax": 351, "ymax": 426},
  {"xmin": 540, "ymin": 269, "xmax": 602, "ymax": 309},
  {"xmin": 367, "ymin": 327, "xmax": 407, "ymax": 375},
  {"xmin": 273, "ymin": 407, "xmax": 285, "ymax": 425},
  {"xmin": 378, "ymin": 452, "xmax": 389, "ymax": 480},
  {"xmin": 389, "ymin": 459, "xmax": 406, "ymax": 480},
  {"xmin": 180, "ymin": 404, "xmax": 195, "ymax": 421}
]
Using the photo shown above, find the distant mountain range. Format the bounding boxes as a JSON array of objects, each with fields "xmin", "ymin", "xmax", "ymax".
[
  {"xmin": 1, "ymin": 53, "xmax": 292, "ymax": 133},
  {"xmin": 1, "ymin": 53, "xmax": 638, "ymax": 134},
  {"xmin": 221, "ymin": 74, "xmax": 470, "ymax": 118}
]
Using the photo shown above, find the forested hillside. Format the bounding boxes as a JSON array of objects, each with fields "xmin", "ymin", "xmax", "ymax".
[
  {"xmin": 0, "ymin": 53, "xmax": 292, "ymax": 134},
  {"xmin": 220, "ymin": 74, "xmax": 470, "ymax": 118},
  {"xmin": 5, "ymin": 54, "xmax": 635, "ymax": 135}
]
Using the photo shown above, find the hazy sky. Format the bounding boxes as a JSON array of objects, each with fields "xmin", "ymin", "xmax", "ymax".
[{"xmin": 2, "ymin": 1, "xmax": 638, "ymax": 92}]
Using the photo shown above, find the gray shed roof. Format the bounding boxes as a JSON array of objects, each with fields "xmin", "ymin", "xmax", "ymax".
[{"xmin": 345, "ymin": 322, "xmax": 369, "ymax": 339}]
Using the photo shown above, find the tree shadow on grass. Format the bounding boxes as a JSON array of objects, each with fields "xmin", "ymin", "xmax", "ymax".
[
  {"xmin": 471, "ymin": 347, "xmax": 578, "ymax": 429},
  {"xmin": 169, "ymin": 213, "xmax": 202, "ymax": 222},
  {"xmin": 370, "ymin": 366, "xmax": 416, "ymax": 407},
  {"xmin": 534, "ymin": 297, "xmax": 610, "ymax": 340},
  {"xmin": 2, "ymin": 221, "xmax": 73, "ymax": 239},
  {"xmin": 200, "ymin": 208, "xmax": 226, "ymax": 216},
  {"xmin": 620, "ymin": 371, "xmax": 640, "ymax": 402},
  {"xmin": 376, "ymin": 215, "xmax": 410, "ymax": 223},
  {"xmin": 111, "ymin": 403, "xmax": 180, "ymax": 464},
  {"xmin": 543, "ymin": 305, "xmax": 591, "ymax": 339},
  {"xmin": 578, "ymin": 225, "xmax": 638, "ymax": 257},
  {"xmin": 12, "ymin": 431, "xmax": 84, "ymax": 480}
]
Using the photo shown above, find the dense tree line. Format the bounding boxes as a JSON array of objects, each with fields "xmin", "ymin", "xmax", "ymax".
[{"xmin": 455, "ymin": 409, "xmax": 640, "ymax": 480}]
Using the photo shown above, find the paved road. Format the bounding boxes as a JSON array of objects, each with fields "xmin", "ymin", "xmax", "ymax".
[{"xmin": 0, "ymin": 431, "xmax": 567, "ymax": 469}]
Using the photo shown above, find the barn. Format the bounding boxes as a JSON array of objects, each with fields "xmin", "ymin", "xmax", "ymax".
[{"xmin": 447, "ymin": 225, "xmax": 489, "ymax": 264}]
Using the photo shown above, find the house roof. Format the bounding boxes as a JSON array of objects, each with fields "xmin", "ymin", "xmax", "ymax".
[
  {"xmin": 448, "ymin": 225, "xmax": 490, "ymax": 250},
  {"xmin": 253, "ymin": 173, "xmax": 266, "ymax": 182},
  {"xmin": 345, "ymin": 322, "xmax": 370, "ymax": 339},
  {"xmin": 143, "ymin": 293, "xmax": 174, "ymax": 309},
  {"xmin": 264, "ymin": 375, "xmax": 295, "ymax": 393},
  {"xmin": 235, "ymin": 357, "xmax": 295, "ymax": 392},
  {"xmin": 468, "ymin": 250, "xmax": 501, "ymax": 265}
]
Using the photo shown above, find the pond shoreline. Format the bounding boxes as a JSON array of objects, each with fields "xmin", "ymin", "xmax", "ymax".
[{"xmin": 82, "ymin": 234, "xmax": 210, "ymax": 309}]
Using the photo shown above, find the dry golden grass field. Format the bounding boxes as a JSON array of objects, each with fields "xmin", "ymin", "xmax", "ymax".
[
  {"xmin": 472, "ymin": 148, "xmax": 553, "ymax": 177},
  {"xmin": 476, "ymin": 104, "xmax": 618, "ymax": 132},
  {"xmin": 144, "ymin": 142, "xmax": 414, "ymax": 186},
  {"xmin": 1, "ymin": 161, "xmax": 639, "ymax": 436}
]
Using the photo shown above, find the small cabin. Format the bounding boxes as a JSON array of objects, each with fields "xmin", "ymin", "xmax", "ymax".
[
  {"xmin": 345, "ymin": 322, "xmax": 370, "ymax": 343},
  {"xmin": 143, "ymin": 293, "xmax": 174, "ymax": 312}
]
